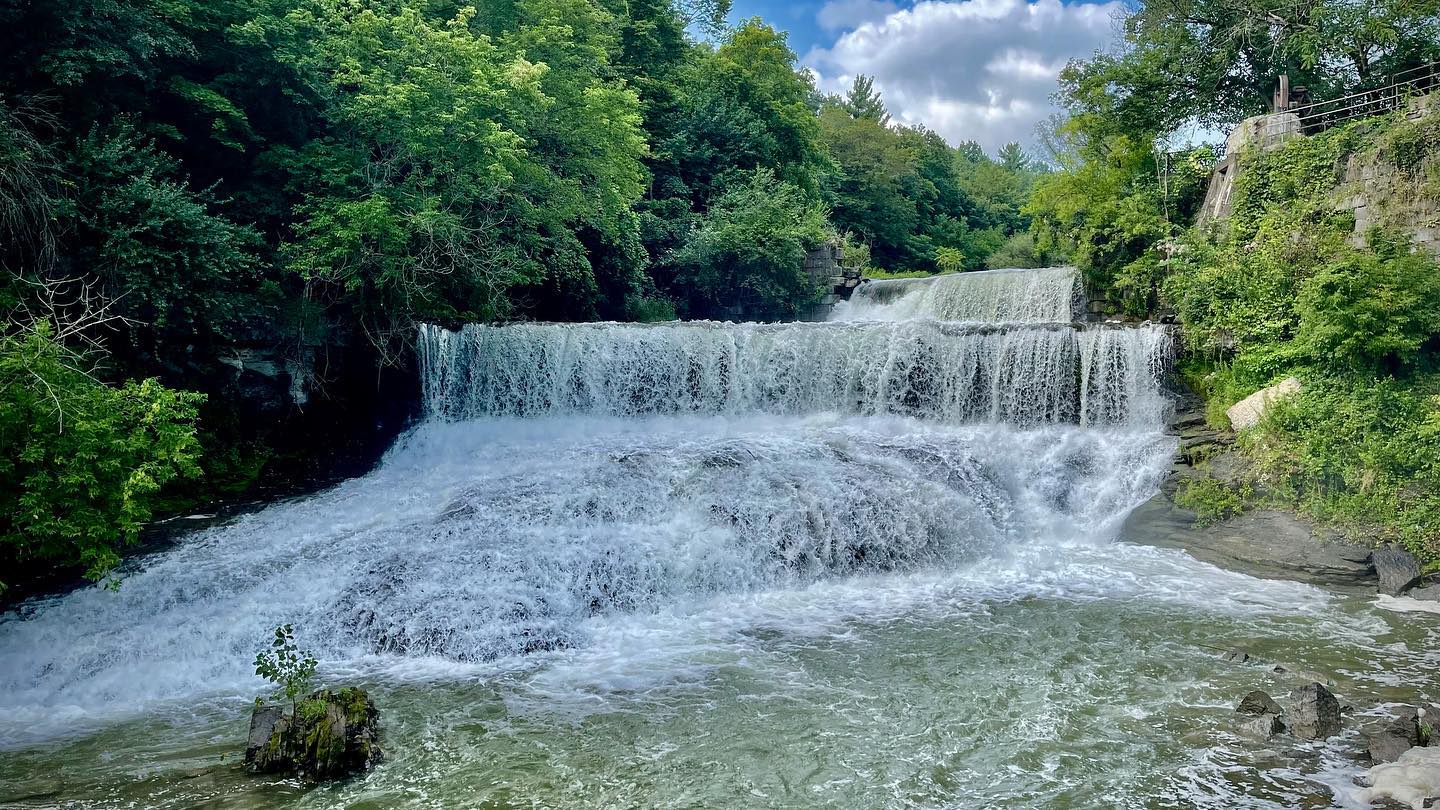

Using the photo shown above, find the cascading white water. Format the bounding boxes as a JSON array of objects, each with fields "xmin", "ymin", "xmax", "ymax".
[
  {"xmin": 828, "ymin": 266, "xmax": 1081, "ymax": 323},
  {"xmin": 417, "ymin": 321, "xmax": 1170, "ymax": 428}
]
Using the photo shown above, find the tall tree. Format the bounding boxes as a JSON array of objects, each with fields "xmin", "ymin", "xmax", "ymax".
[{"xmin": 843, "ymin": 74, "xmax": 890, "ymax": 125}]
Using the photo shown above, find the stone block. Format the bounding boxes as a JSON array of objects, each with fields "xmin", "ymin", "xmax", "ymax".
[{"xmin": 1227, "ymin": 377, "xmax": 1301, "ymax": 431}]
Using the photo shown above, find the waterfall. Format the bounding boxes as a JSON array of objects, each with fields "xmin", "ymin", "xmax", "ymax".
[
  {"xmin": 417, "ymin": 322, "xmax": 1170, "ymax": 428},
  {"xmin": 0, "ymin": 266, "xmax": 1179, "ymax": 752},
  {"xmin": 828, "ymin": 266, "xmax": 1081, "ymax": 323}
]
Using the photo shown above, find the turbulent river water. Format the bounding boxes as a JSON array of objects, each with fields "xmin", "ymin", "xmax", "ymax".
[{"xmin": 2, "ymin": 268, "xmax": 1437, "ymax": 808}]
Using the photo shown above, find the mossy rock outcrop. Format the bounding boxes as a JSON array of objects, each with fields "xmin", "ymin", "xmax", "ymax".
[{"xmin": 244, "ymin": 687, "xmax": 382, "ymax": 780}]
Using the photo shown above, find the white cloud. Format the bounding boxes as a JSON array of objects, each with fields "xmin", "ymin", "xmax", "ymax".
[
  {"xmin": 805, "ymin": 0, "xmax": 1124, "ymax": 153},
  {"xmin": 817, "ymin": 0, "xmax": 900, "ymax": 30}
]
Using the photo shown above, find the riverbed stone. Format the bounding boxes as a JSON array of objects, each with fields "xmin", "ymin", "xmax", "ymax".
[
  {"xmin": 1239, "ymin": 712, "xmax": 1287, "ymax": 740},
  {"xmin": 1288, "ymin": 683, "xmax": 1342, "ymax": 740},
  {"xmin": 1237, "ymin": 690, "xmax": 1284, "ymax": 716},
  {"xmin": 1371, "ymin": 547, "xmax": 1423, "ymax": 595},
  {"xmin": 244, "ymin": 687, "xmax": 382, "ymax": 780}
]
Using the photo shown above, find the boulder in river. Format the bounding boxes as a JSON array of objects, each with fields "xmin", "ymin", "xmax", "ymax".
[
  {"xmin": 1239, "ymin": 712, "xmax": 1286, "ymax": 740},
  {"xmin": 1371, "ymin": 547, "xmax": 1423, "ymax": 596},
  {"xmin": 1365, "ymin": 705, "xmax": 1439, "ymax": 764},
  {"xmin": 1287, "ymin": 682, "xmax": 1342, "ymax": 740},
  {"xmin": 1235, "ymin": 690, "xmax": 1287, "ymax": 740},
  {"xmin": 1236, "ymin": 690, "xmax": 1284, "ymax": 716},
  {"xmin": 244, "ymin": 687, "xmax": 382, "ymax": 780}
]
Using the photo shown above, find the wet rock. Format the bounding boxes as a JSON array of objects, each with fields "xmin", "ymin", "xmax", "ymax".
[
  {"xmin": 1366, "ymin": 705, "xmax": 1440, "ymax": 764},
  {"xmin": 1407, "ymin": 580, "xmax": 1440, "ymax": 602},
  {"xmin": 1121, "ymin": 497, "xmax": 1373, "ymax": 588},
  {"xmin": 1372, "ymin": 547, "xmax": 1423, "ymax": 595},
  {"xmin": 1239, "ymin": 712, "xmax": 1287, "ymax": 740},
  {"xmin": 1237, "ymin": 690, "xmax": 1284, "ymax": 716},
  {"xmin": 1288, "ymin": 682, "xmax": 1342, "ymax": 740},
  {"xmin": 1222, "ymin": 649, "xmax": 1258, "ymax": 664},
  {"xmin": 244, "ymin": 688, "xmax": 382, "ymax": 780},
  {"xmin": 245, "ymin": 704, "xmax": 284, "ymax": 763}
]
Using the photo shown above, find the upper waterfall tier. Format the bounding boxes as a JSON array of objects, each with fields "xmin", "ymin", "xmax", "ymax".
[
  {"xmin": 829, "ymin": 267, "xmax": 1080, "ymax": 323},
  {"xmin": 419, "ymin": 321, "xmax": 1171, "ymax": 428}
]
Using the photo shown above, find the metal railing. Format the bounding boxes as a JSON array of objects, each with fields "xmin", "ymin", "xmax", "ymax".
[{"xmin": 1286, "ymin": 62, "xmax": 1440, "ymax": 134}]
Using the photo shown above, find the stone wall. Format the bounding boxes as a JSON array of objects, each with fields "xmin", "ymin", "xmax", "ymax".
[
  {"xmin": 1198, "ymin": 94, "xmax": 1440, "ymax": 258},
  {"xmin": 1197, "ymin": 112, "xmax": 1302, "ymax": 227},
  {"xmin": 1335, "ymin": 95, "xmax": 1440, "ymax": 255},
  {"xmin": 800, "ymin": 242, "xmax": 863, "ymax": 321}
]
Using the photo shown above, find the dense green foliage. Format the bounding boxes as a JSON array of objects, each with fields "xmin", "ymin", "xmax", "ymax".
[
  {"xmin": 0, "ymin": 326, "xmax": 202, "ymax": 591},
  {"xmin": 817, "ymin": 85, "xmax": 1040, "ymax": 274},
  {"xmin": 1035, "ymin": 0, "xmax": 1440, "ymax": 561}
]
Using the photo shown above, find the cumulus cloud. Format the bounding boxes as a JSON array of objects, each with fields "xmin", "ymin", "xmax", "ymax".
[
  {"xmin": 805, "ymin": 0, "xmax": 1124, "ymax": 153},
  {"xmin": 817, "ymin": 0, "xmax": 900, "ymax": 30}
]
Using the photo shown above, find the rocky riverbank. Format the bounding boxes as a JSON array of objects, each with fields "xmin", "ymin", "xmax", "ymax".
[{"xmin": 1121, "ymin": 393, "xmax": 1438, "ymax": 600}]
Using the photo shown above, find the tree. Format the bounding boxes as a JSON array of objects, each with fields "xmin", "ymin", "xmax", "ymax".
[
  {"xmin": 0, "ymin": 322, "xmax": 202, "ymax": 590},
  {"xmin": 672, "ymin": 169, "xmax": 832, "ymax": 319},
  {"xmin": 843, "ymin": 74, "xmax": 890, "ymax": 125},
  {"xmin": 935, "ymin": 246, "xmax": 965, "ymax": 273},
  {"xmin": 278, "ymin": 0, "xmax": 648, "ymax": 340}
]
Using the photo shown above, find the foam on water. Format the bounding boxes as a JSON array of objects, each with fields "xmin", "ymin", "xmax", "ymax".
[{"xmin": 0, "ymin": 416, "xmax": 1174, "ymax": 747}]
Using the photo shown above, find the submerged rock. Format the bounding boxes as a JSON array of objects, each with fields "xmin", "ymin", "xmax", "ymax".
[
  {"xmin": 244, "ymin": 688, "xmax": 382, "ymax": 780},
  {"xmin": 1288, "ymin": 683, "xmax": 1342, "ymax": 740},
  {"xmin": 1371, "ymin": 547, "xmax": 1423, "ymax": 596}
]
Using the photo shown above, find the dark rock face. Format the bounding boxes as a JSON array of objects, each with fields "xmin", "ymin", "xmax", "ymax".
[
  {"xmin": 1237, "ymin": 690, "xmax": 1284, "ymax": 716},
  {"xmin": 244, "ymin": 688, "xmax": 382, "ymax": 780},
  {"xmin": 1363, "ymin": 704, "xmax": 1439, "ymax": 764},
  {"xmin": 1121, "ymin": 497, "xmax": 1374, "ymax": 588},
  {"xmin": 1288, "ymin": 683, "xmax": 1342, "ymax": 740},
  {"xmin": 245, "ymin": 705, "xmax": 284, "ymax": 763},
  {"xmin": 1370, "ymin": 547, "xmax": 1423, "ymax": 595}
]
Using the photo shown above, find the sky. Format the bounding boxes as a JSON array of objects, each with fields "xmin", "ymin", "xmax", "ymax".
[{"xmin": 725, "ymin": 0, "xmax": 1127, "ymax": 155}]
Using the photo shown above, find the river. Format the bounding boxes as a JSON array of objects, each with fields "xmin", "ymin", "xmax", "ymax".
[{"xmin": 1, "ymin": 268, "xmax": 1435, "ymax": 808}]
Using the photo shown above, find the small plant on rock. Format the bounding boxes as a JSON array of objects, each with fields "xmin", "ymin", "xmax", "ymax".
[{"xmin": 254, "ymin": 624, "xmax": 318, "ymax": 716}]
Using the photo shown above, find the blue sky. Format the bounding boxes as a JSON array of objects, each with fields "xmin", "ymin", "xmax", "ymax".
[{"xmin": 720, "ymin": 0, "xmax": 1127, "ymax": 154}]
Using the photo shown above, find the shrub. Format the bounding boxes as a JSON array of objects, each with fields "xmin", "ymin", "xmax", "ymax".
[
  {"xmin": 0, "ymin": 325, "xmax": 203, "ymax": 590},
  {"xmin": 254, "ymin": 623, "xmax": 318, "ymax": 715},
  {"xmin": 1174, "ymin": 477, "xmax": 1251, "ymax": 525},
  {"xmin": 1295, "ymin": 236, "xmax": 1440, "ymax": 374},
  {"xmin": 672, "ymin": 169, "xmax": 831, "ymax": 319}
]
